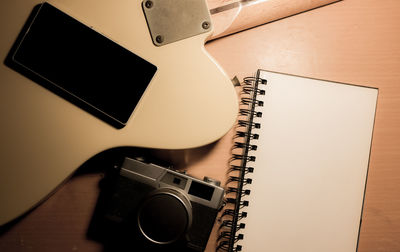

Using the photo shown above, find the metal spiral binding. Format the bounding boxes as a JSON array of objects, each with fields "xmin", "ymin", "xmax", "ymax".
[
  {"xmin": 219, "ymin": 209, "xmax": 248, "ymax": 220},
  {"xmin": 216, "ymin": 73, "xmax": 267, "ymax": 251},
  {"xmin": 225, "ymin": 197, "xmax": 249, "ymax": 208},
  {"xmin": 242, "ymin": 86, "xmax": 265, "ymax": 95},
  {"xmin": 228, "ymin": 165, "xmax": 254, "ymax": 174},
  {"xmin": 241, "ymin": 97, "xmax": 264, "ymax": 106},
  {"xmin": 234, "ymin": 131, "xmax": 259, "ymax": 140},
  {"xmin": 226, "ymin": 187, "xmax": 251, "ymax": 197},
  {"xmin": 237, "ymin": 120, "xmax": 261, "ymax": 129},
  {"xmin": 226, "ymin": 176, "xmax": 253, "ymax": 185},
  {"xmin": 239, "ymin": 108, "xmax": 263, "ymax": 118},
  {"xmin": 232, "ymin": 142, "xmax": 258, "ymax": 151}
]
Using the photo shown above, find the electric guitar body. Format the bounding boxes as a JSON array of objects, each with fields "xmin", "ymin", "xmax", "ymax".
[{"xmin": 0, "ymin": 0, "xmax": 238, "ymax": 225}]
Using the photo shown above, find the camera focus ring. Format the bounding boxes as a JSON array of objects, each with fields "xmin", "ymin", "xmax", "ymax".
[{"xmin": 137, "ymin": 188, "xmax": 193, "ymax": 245}]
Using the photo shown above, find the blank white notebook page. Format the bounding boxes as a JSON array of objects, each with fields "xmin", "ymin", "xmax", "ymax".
[{"xmin": 240, "ymin": 70, "xmax": 378, "ymax": 252}]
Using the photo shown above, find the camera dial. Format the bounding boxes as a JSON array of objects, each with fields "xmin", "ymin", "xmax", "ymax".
[
  {"xmin": 137, "ymin": 188, "xmax": 193, "ymax": 245},
  {"xmin": 203, "ymin": 176, "xmax": 221, "ymax": 186}
]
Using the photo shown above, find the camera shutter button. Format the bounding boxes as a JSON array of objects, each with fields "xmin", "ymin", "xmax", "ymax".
[{"xmin": 203, "ymin": 176, "xmax": 221, "ymax": 186}]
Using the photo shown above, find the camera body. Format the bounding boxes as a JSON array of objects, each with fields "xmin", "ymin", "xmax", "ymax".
[{"xmin": 90, "ymin": 157, "xmax": 224, "ymax": 251}]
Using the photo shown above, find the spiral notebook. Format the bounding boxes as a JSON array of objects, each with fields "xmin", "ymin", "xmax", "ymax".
[{"xmin": 217, "ymin": 70, "xmax": 378, "ymax": 251}]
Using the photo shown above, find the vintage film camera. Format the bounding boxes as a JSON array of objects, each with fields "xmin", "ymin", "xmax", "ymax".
[{"xmin": 88, "ymin": 157, "xmax": 224, "ymax": 251}]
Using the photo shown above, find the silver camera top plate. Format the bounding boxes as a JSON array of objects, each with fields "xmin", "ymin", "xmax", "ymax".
[{"xmin": 119, "ymin": 157, "xmax": 224, "ymax": 210}]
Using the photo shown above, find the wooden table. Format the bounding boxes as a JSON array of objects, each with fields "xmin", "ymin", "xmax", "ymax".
[{"xmin": 1, "ymin": 0, "xmax": 399, "ymax": 251}]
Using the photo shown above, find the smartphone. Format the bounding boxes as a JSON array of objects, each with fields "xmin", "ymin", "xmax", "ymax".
[{"xmin": 6, "ymin": 2, "xmax": 157, "ymax": 128}]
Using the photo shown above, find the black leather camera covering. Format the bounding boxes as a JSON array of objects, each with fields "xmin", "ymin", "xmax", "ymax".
[{"xmin": 87, "ymin": 167, "xmax": 216, "ymax": 252}]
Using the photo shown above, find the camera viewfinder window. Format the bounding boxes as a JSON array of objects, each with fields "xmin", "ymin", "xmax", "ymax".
[
  {"xmin": 188, "ymin": 181, "xmax": 214, "ymax": 201},
  {"xmin": 161, "ymin": 172, "xmax": 187, "ymax": 190},
  {"xmin": 173, "ymin": 178, "xmax": 181, "ymax": 185}
]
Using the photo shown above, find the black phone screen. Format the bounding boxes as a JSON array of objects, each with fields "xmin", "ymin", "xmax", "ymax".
[{"xmin": 7, "ymin": 2, "xmax": 157, "ymax": 128}]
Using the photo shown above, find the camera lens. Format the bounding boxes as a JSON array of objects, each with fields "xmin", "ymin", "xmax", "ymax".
[{"xmin": 137, "ymin": 189, "xmax": 192, "ymax": 244}]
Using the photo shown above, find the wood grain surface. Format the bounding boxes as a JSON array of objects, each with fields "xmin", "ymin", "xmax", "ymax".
[
  {"xmin": 1, "ymin": 0, "xmax": 399, "ymax": 251},
  {"xmin": 208, "ymin": 0, "xmax": 341, "ymax": 40},
  {"xmin": 206, "ymin": 0, "xmax": 400, "ymax": 250}
]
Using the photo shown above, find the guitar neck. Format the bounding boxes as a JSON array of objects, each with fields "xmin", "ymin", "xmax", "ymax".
[{"xmin": 208, "ymin": 0, "xmax": 342, "ymax": 40}]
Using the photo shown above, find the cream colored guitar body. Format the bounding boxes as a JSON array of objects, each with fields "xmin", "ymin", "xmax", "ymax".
[{"xmin": 0, "ymin": 0, "xmax": 238, "ymax": 225}]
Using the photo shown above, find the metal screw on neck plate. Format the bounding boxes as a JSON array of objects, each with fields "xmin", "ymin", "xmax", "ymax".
[
  {"xmin": 202, "ymin": 21, "xmax": 210, "ymax": 30},
  {"xmin": 156, "ymin": 35, "xmax": 164, "ymax": 44},
  {"xmin": 145, "ymin": 0, "xmax": 153, "ymax": 8}
]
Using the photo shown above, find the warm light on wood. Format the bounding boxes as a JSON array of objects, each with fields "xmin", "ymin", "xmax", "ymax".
[{"xmin": 207, "ymin": 0, "xmax": 341, "ymax": 39}]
